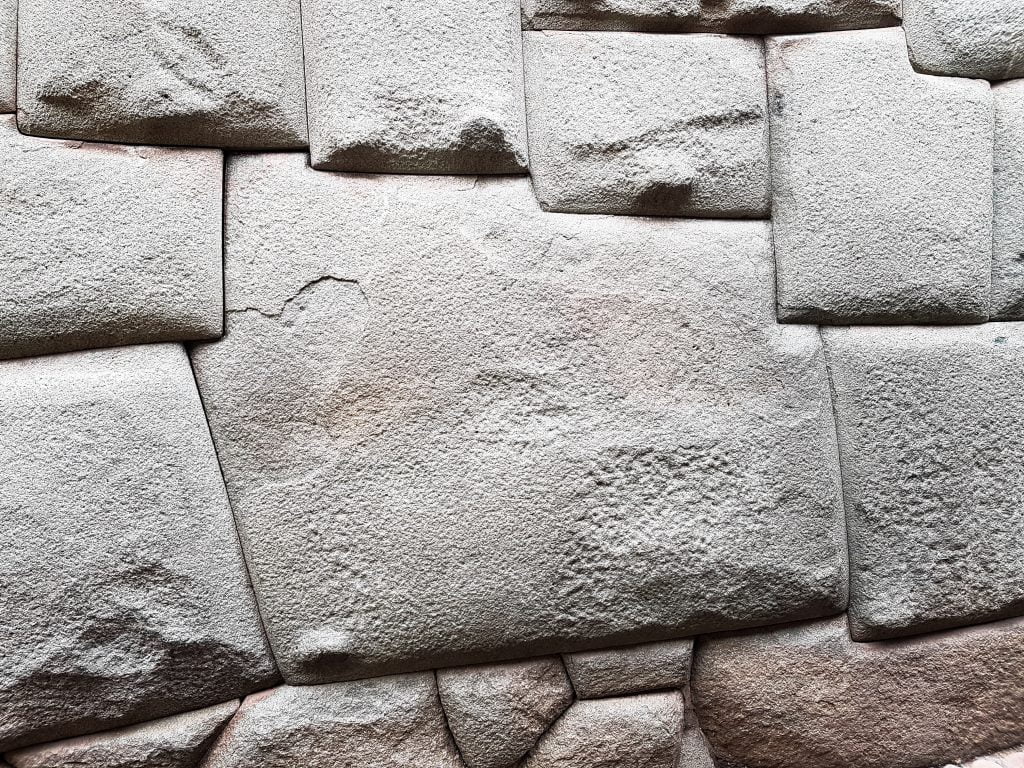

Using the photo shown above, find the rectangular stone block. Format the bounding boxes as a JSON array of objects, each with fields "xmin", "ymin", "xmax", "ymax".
[
  {"xmin": 0, "ymin": 0, "xmax": 13, "ymax": 111},
  {"xmin": 992, "ymin": 80, "xmax": 1024, "ymax": 319}
]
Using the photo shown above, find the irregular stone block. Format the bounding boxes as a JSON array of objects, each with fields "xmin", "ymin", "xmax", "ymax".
[
  {"xmin": 302, "ymin": 0, "xmax": 527, "ymax": 173},
  {"xmin": 17, "ymin": 0, "xmax": 306, "ymax": 147},
  {"xmin": 437, "ymin": 657, "xmax": 573, "ymax": 768},
  {"xmin": 992, "ymin": 81, "xmax": 1024, "ymax": 319},
  {"xmin": 564, "ymin": 638, "xmax": 693, "ymax": 699},
  {"xmin": 0, "ymin": 345, "xmax": 278, "ymax": 752},
  {"xmin": 824, "ymin": 326, "xmax": 1024, "ymax": 641},
  {"xmin": 190, "ymin": 154, "xmax": 847, "ymax": 683},
  {"xmin": 0, "ymin": 116, "xmax": 222, "ymax": 359},
  {"xmin": 0, "ymin": 0, "xmax": 13, "ymax": 111},
  {"xmin": 768, "ymin": 28, "xmax": 992, "ymax": 324},
  {"xmin": 199, "ymin": 675, "xmax": 462, "ymax": 768},
  {"xmin": 6, "ymin": 701, "xmax": 239, "ymax": 768},
  {"xmin": 691, "ymin": 615, "xmax": 1024, "ymax": 768},
  {"xmin": 903, "ymin": 0, "xmax": 1024, "ymax": 81},
  {"xmin": 523, "ymin": 32, "xmax": 769, "ymax": 217}
]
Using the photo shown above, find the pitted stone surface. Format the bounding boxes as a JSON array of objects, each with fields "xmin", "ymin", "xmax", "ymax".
[
  {"xmin": 437, "ymin": 657, "xmax": 573, "ymax": 768},
  {"xmin": 992, "ymin": 81, "xmax": 1024, "ymax": 319},
  {"xmin": 190, "ymin": 154, "xmax": 846, "ymax": 684},
  {"xmin": 0, "ymin": 0, "xmax": 13, "ymax": 112},
  {"xmin": 824, "ymin": 326, "xmax": 1024, "ymax": 641},
  {"xmin": 17, "ymin": 0, "xmax": 307, "ymax": 147},
  {"xmin": 692, "ymin": 615, "xmax": 1024, "ymax": 768},
  {"xmin": 523, "ymin": 32, "xmax": 769, "ymax": 217},
  {"xmin": 0, "ymin": 116, "xmax": 222, "ymax": 360},
  {"xmin": 768, "ymin": 28, "xmax": 993, "ymax": 324},
  {"xmin": 564, "ymin": 638, "xmax": 693, "ymax": 699},
  {"xmin": 6, "ymin": 700, "xmax": 239, "ymax": 768},
  {"xmin": 903, "ymin": 0, "xmax": 1024, "ymax": 81},
  {"xmin": 302, "ymin": 0, "xmax": 527, "ymax": 173},
  {"xmin": 0, "ymin": 344, "xmax": 277, "ymax": 752}
]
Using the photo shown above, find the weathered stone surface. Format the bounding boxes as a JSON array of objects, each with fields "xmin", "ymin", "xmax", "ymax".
[
  {"xmin": 0, "ymin": 0, "xmax": 14, "ymax": 112},
  {"xmin": 692, "ymin": 615, "xmax": 1024, "ymax": 768},
  {"xmin": 992, "ymin": 81, "xmax": 1024, "ymax": 319},
  {"xmin": 903, "ymin": 0, "xmax": 1024, "ymax": 81},
  {"xmin": 678, "ymin": 727, "xmax": 718, "ymax": 768},
  {"xmin": 564, "ymin": 638, "xmax": 693, "ymax": 699},
  {"xmin": 0, "ymin": 116, "xmax": 222, "ymax": 360},
  {"xmin": 437, "ymin": 657, "xmax": 573, "ymax": 768},
  {"xmin": 6, "ymin": 700, "xmax": 239, "ymax": 768},
  {"xmin": 947, "ymin": 747, "xmax": 1024, "ymax": 768},
  {"xmin": 190, "ymin": 155, "xmax": 846, "ymax": 684},
  {"xmin": 302, "ymin": 0, "xmax": 526, "ymax": 173},
  {"xmin": 768, "ymin": 28, "xmax": 992, "ymax": 324},
  {"xmin": 824, "ymin": 326, "xmax": 1024, "ymax": 641},
  {"xmin": 17, "ymin": 0, "xmax": 306, "ymax": 147},
  {"xmin": 0, "ymin": 344, "xmax": 277, "ymax": 752},
  {"xmin": 523, "ymin": 32, "xmax": 769, "ymax": 217},
  {"xmin": 199, "ymin": 675, "xmax": 462, "ymax": 768}
]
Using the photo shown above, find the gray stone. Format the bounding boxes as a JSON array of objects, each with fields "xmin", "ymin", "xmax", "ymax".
[
  {"xmin": 992, "ymin": 81, "xmax": 1024, "ymax": 319},
  {"xmin": 523, "ymin": 31, "xmax": 769, "ymax": 217},
  {"xmin": 302, "ymin": 0, "xmax": 527, "ymax": 173},
  {"xmin": 190, "ymin": 154, "xmax": 847, "ymax": 684},
  {"xmin": 947, "ymin": 747, "xmax": 1024, "ymax": 768},
  {"xmin": 0, "ymin": 344, "xmax": 277, "ymax": 752},
  {"xmin": 437, "ymin": 657, "xmax": 573, "ymax": 768},
  {"xmin": 0, "ymin": 116, "xmax": 222, "ymax": 360},
  {"xmin": 199, "ymin": 675, "xmax": 462, "ymax": 768},
  {"xmin": 6, "ymin": 701, "xmax": 239, "ymax": 768},
  {"xmin": 691, "ymin": 615, "xmax": 1024, "ymax": 768},
  {"xmin": 564, "ymin": 638, "xmax": 693, "ymax": 699},
  {"xmin": 17, "ymin": 0, "xmax": 306, "ymax": 147},
  {"xmin": 903, "ymin": 0, "xmax": 1024, "ymax": 81},
  {"xmin": 768, "ymin": 28, "xmax": 993, "ymax": 324},
  {"xmin": 677, "ymin": 727, "xmax": 717, "ymax": 768},
  {"xmin": 824, "ymin": 325, "xmax": 1024, "ymax": 641},
  {"xmin": 0, "ymin": 0, "xmax": 13, "ymax": 112}
]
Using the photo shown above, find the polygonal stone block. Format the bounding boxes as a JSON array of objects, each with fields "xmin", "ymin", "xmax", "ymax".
[
  {"xmin": 0, "ymin": 0, "xmax": 13, "ymax": 111},
  {"xmin": 992, "ymin": 81, "xmax": 1024, "ymax": 319}
]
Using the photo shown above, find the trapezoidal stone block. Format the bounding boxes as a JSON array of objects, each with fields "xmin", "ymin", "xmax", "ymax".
[
  {"xmin": 992, "ymin": 81, "xmax": 1024, "ymax": 319},
  {"xmin": 768, "ymin": 28, "xmax": 993, "ymax": 324},
  {"xmin": 0, "ymin": 344, "xmax": 278, "ymax": 752},
  {"xmin": 17, "ymin": 0, "xmax": 307, "ymax": 147},
  {"xmin": 824, "ymin": 325, "xmax": 1024, "ymax": 641},
  {"xmin": 523, "ymin": 31, "xmax": 769, "ymax": 217},
  {"xmin": 563, "ymin": 638, "xmax": 693, "ymax": 699},
  {"xmin": 302, "ymin": 0, "xmax": 527, "ymax": 173},
  {"xmin": 0, "ymin": 116, "xmax": 222, "ymax": 360},
  {"xmin": 189, "ymin": 154, "xmax": 847, "ymax": 684},
  {"xmin": 0, "ymin": 0, "xmax": 13, "ymax": 111}
]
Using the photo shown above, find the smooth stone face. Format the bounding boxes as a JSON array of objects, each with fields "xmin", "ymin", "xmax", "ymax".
[
  {"xmin": 824, "ymin": 326, "xmax": 1024, "ymax": 641},
  {"xmin": 191, "ymin": 156, "xmax": 846, "ymax": 684},
  {"xmin": 6, "ymin": 700, "xmax": 240, "ymax": 768},
  {"xmin": 0, "ymin": 0, "xmax": 13, "ymax": 111},
  {"xmin": 199, "ymin": 675, "xmax": 462, "ymax": 768},
  {"xmin": 303, "ymin": 0, "xmax": 527, "ymax": 173},
  {"xmin": 17, "ymin": 0, "xmax": 306, "ymax": 147},
  {"xmin": 949, "ymin": 747, "xmax": 1024, "ymax": 768},
  {"xmin": 692, "ymin": 615, "xmax": 1024, "ymax": 768},
  {"xmin": 0, "ymin": 345, "xmax": 278, "ymax": 752},
  {"xmin": 437, "ymin": 657, "xmax": 573, "ymax": 768},
  {"xmin": 992, "ymin": 81, "xmax": 1024, "ymax": 319},
  {"xmin": 0, "ymin": 116, "xmax": 222, "ymax": 360},
  {"xmin": 768, "ymin": 28, "xmax": 992, "ymax": 324},
  {"xmin": 564, "ymin": 638, "xmax": 693, "ymax": 699},
  {"xmin": 523, "ymin": 32, "xmax": 769, "ymax": 217},
  {"xmin": 903, "ymin": 0, "xmax": 1024, "ymax": 80}
]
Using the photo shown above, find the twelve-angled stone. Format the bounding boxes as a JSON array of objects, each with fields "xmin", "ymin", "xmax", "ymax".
[{"xmin": 992, "ymin": 81, "xmax": 1024, "ymax": 319}]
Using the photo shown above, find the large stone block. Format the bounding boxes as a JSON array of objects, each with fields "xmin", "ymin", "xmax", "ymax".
[
  {"xmin": 302, "ymin": 0, "xmax": 527, "ymax": 173},
  {"xmin": 0, "ymin": 0, "xmax": 13, "ymax": 111},
  {"xmin": 523, "ymin": 32, "xmax": 769, "ymax": 217},
  {"xmin": 692, "ymin": 615, "xmax": 1024, "ymax": 768},
  {"xmin": 0, "ymin": 116, "xmax": 222, "ymax": 359},
  {"xmin": 768, "ymin": 28, "xmax": 992, "ymax": 324},
  {"xmin": 190, "ymin": 154, "xmax": 847, "ymax": 684},
  {"xmin": 824, "ymin": 326, "xmax": 1024, "ymax": 641},
  {"xmin": 0, "ymin": 345, "xmax": 278, "ymax": 752},
  {"xmin": 17, "ymin": 0, "xmax": 306, "ymax": 147},
  {"xmin": 992, "ymin": 81, "xmax": 1024, "ymax": 319}
]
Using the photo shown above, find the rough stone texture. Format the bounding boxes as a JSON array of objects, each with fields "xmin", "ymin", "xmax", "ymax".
[
  {"xmin": 768, "ymin": 28, "xmax": 993, "ymax": 324},
  {"xmin": 437, "ymin": 657, "xmax": 573, "ymax": 768},
  {"xmin": 6, "ymin": 701, "xmax": 239, "ymax": 768},
  {"xmin": 523, "ymin": 692, "xmax": 683, "ymax": 768},
  {"xmin": 190, "ymin": 155, "xmax": 847, "ymax": 684},
  {"xmin": 302, "ymin": 0, "xmax": 527, "ymax": 173},
  {"xmin": 678, "ymin": 727, "xmax": 718, "ymax": 768},
  {"xmin": 691, "ymin": 615, "xmax": 1024, "ymax": 768},
  {"xmin": 0, "ymin": 116, "xmax": 222, "ymax": 360},
  {"xmin": 0, "ymin": 0, "xmax": 13, "ymax": 112},
  {"xmin": 199, "ymin": 674, "xmax": 462, "ymax": 768},
  {"xmin": 523, "ymin": 32, "xmax": 769, "ymax": 217},
  {"xmin": 903, "ymin": 0, "xmax": 1024, "ymax": 81},
  {"xmin": 564, "ymin": 638, "xmax": 693, "ymax": 699},
  {"xmin": 824, "ymin": 326, "xmax": 1024, "ymax": 641},
  {"xmin": 17, "ymin": 0, "xmax": 307, "ymax": 147},
  {"xmin": 992, "ymin": 81, "xmax": 1024, "ymax": 320},
  {"xmin": 0, "ymin": 344, "xmax": 278, "ymax": 752}
]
